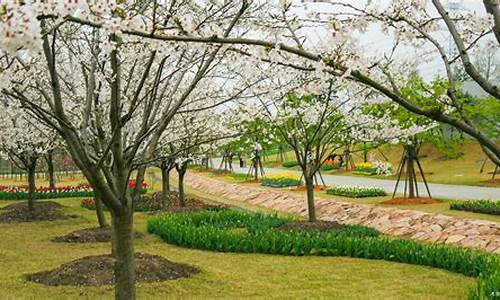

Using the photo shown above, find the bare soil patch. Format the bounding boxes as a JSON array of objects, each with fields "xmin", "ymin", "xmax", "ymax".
[
  {"xmin": 275, "ymin": 220, "xmax": 343, "ymax": 232},
  {"xmin": 26, "ymin": 253, "xmax": 199, "ymax": 286},
  {"xmin": 52, "ymin": 227, "xmax": 144, "ymax": 243},
  {"xmin": 0, "ymin": 201, "xmax": 74, "ymax": 223},
  {"xmin": 382, "ymin": 197, "xmax": 441, "ymax": 205}
]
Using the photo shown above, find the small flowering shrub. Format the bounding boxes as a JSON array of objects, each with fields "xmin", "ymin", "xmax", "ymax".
[
  {"xmin": 282, "ymin": 161, "xmax": 299, "ymax": 168},
  {"xmin": 81, "ymin": 195, "xmax": 161, "ymax": 212},
  {"xmin": 327, "ymin": 185, "xmax": 387, "ymax": 198},
  {"xmin": 353, "ymin": 162, "xmax": 378, "ymax": 175},
  {"xmin": 372, "ymin": 161, "xmax": 393, "ymax": 176},
  {"xmin": 320, "ymin": 159, "xmax": 341, "ymax": 171},
  {"xmin": 262, "ymin": 173, "xmax": 302, "ymax": 187},
  {"xmin": 450, "ymin": 199, "xmax": 500, "ymax": 216},
  {"xmin": 127, "ymin": 181, "xmax": 148, "ymax": 194},
  {"xmin": 0, "ymin": 185, "xmax": 94, "ymax": 200}
]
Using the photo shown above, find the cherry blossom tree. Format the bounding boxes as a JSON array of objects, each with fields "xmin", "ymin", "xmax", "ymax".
[{"xmin": 0, "ymin": 101, "xmax": 55, "ymax": 213}]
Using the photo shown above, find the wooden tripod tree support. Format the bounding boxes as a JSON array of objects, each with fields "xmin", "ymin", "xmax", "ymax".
[
  {"xmin": 246, "ymin": 150, "xmax": 265, "ymax": 181},
  {"xmin": 479, "ymin": 158, "xmax": 499, "ymax": 180},
  {"xmin": 392, "ymin": 144, "xmax": 432, "ymax": 199},
  {"xmin": 298, "ymin": 169, "xmax": 327, "ymax": 187},
  {"xmin": 343, "ymin": 147, "xmax": 356, "ymax": 171},
  {"xmin": 218, "ymin": 149, "xmax": 233, "ymax": 173}
]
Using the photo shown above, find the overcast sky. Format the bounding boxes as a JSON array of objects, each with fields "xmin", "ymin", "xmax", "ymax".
[{"xmin": 288, "ymin": 0, "xmax": 496, "ymax": 81}]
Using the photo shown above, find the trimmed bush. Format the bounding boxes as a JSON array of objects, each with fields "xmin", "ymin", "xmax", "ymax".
[
  {"xmin": 327, "ymin": 185, "xmax": 386, "ymax": 198},
  {"xmin": 282, "ymin": 161, "xmax": 299, "ymax": 168},
  {"xmin": 148, "ymin": 209, "xmax": 500, "ymax": 299},
  {"xmin": 450, "ymin": 199, "xmax": 500, "ymax": 216},
  {"xmin": 262, "ymin": 173, "xmax": 302, "ymax": 187}
]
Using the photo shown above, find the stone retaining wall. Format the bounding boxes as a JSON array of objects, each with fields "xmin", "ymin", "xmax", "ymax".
[{"xmin": 185, "ymin": 173, "xmax": 500, "ymax": 253}]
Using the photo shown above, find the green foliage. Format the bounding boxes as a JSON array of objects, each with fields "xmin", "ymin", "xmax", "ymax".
[
  {"xmin": 282, "ymin": 161, "xmax": 299, "ymax": 168},
  {"xmin": 321, "ymin": 163, "xmax": 341, "ymax": 171},
  {"xmin": 450, "ymin": 200, "xmax": 500, "ymax": 216},
  {"xmin": 327, "ymin": 185, "xmax": 387, "ymax": 198},
  {"xmin": 148, "ymin": 210, "xmax": 500, "ymax": 299}
]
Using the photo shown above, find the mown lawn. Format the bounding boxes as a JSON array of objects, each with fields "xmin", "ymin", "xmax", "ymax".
[
  {"xmin": 263, "ymin": 141, "xmax": 500, "ymax": 187},
  {"xmin": 0, "ymin": 198, "xmax": 476, "ymax": 299}
]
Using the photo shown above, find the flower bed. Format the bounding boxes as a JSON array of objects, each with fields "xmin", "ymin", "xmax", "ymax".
[
  {"xmin": 81, "ymin": 192, "xmax": 225, "ymax": 213},
  {"xmin": 281, "ymin": 161, "xmax": 299, "ymax": 168},
  {"xmin": 326, "ymin": 185, "xmax": 387, "ymax": 198},
  {"xmin": 320, "ymin": 160, "xmax": 341, "ymax": 171},
  {"xmin": 450, "ymin": 199, "xmax": 500, "ymax": 216},
  {"xmin": 148, "ymin": 209, "xmax": 499, "ymax": 299},
  {"xmin": 0, "ymin": 185, "xmax": 94, "ymax": 200},
  {"xmin": 261, "ymin": 173, "xmax": 302, "ymax": 187},
  {"xmin": 353, "ymin": 162, "xmax": 378, "ymax": 175}
]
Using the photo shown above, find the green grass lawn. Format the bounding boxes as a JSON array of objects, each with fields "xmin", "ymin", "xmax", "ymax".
[
  {"xmin": 263, "ymin": 141, "xmax": 500, "ymax": 187},
  {"xmin": 0, "ymin": 198, "xmax": 476, "ymax": 299}
]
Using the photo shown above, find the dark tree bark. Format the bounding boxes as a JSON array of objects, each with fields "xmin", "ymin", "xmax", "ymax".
[
  {"xmin": 160, "ymin": 160, "xmax": 173, "ymax": 207},
  {"xmin": 111, "ymin": 207, "xmax": 135, "ymax": 300},
  {"xmin": 304, "ymin": 175, "xmax": 316, "ymax": 222},
  {"xmin": 177, "ymin": 164, "xmax": 188, "ymax": 207},
  {"xmin": 94, "ymin": 190, "xmax": 108, "ymax": 228},
  {"xmin": 46, "ymin": 150, "xmax": 56, "ymax": 189},
  {"xmin": 27, "ymin": 162, "xmax": 36, "ymax": 213}
]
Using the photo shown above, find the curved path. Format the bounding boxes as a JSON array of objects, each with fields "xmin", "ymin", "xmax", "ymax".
[{"xmin": 218, "ymin": 161, "xmax": 500, "ymax": 201}]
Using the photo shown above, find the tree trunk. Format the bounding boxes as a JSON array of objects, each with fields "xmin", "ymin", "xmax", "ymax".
[
  {"xmin": 111, "ymin": 209, "xmax": 136, "ymax": 300},
  {"xmin": 305, "ymin": 175, "xmax": 316, "ymax": 222},
  {"xmin": 94, "ymin": 190, "xmax": 108, "ymax": 228},
  {"xmin": 27, "ymin": 163, "xmax": 36, "ymax": 213},
  {"xmin": 46, "ymin": 150, "xmax": 56, "ymax": 189},
  {"xmin": 161, "ymin": 165, "xmax": 171, "ymax": 207},
  {"xmin": 178, "ymin": 167, "xmax": 186, "ymax": 207},
  {"xmin": 405, "ymin": 145, "xmax": 416, "ymax": 198}
]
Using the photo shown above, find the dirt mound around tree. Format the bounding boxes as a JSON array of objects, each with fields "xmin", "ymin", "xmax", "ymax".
[
  {"xmin": 0, "ymin": 201, "xmax": 74, "ymax": 223},
  {"xmin": 52, "ymin": 227, "xmax": 144, "ymax": 243},
  {"xmin": 1, "ymin": 201, "xmax": 63, "ymax": 210},
  {"xmin": 275, "ymin": 220, "xmax": 343, "ymax": 232},
  {"xmin": 382, "ymin": 197, "xmax": 441, "ymax": 205},
  {"xmin": 26, "ymin": 253, "xmax": 200, "ymax": 286}
]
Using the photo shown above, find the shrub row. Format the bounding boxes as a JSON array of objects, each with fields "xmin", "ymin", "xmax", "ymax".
[
  {"xmin": 326, "ymin": 185, "xmax": 387, "ymax": 198},
  {"xmin": 281, "ymin": 161, "xmax": 299, "ymax": 168},
  {"xmin": 450, "ymin": 199, "xmax": 500, "ymax": 216},
  {"xmin": 148, "ymin": 209, "xmax": 499, "ymax": 299}
]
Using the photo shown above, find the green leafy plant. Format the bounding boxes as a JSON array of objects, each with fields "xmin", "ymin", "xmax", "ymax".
[
  {"xmin": 148, "ymin": 209, "xmax": 499, "ymax": 299},
  {"xmin": 282, "ymin": 161, "xmax": 299, "ymax": 168},
  {"xmin": 450, "ymin": 200, "xmax": 500, "ymax": 216},
  {"xmin": 327, "ymin": 185, "xmax": 386, "ymax": 198}
]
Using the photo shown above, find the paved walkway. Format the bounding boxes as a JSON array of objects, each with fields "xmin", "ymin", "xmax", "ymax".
[
  {"xmin": 216, "ymin": 160, "xmax": 500, "ymax": 201},
  {"xmin": 185, "ymin": 172, "xmax": 500, "ymax": 253}
]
